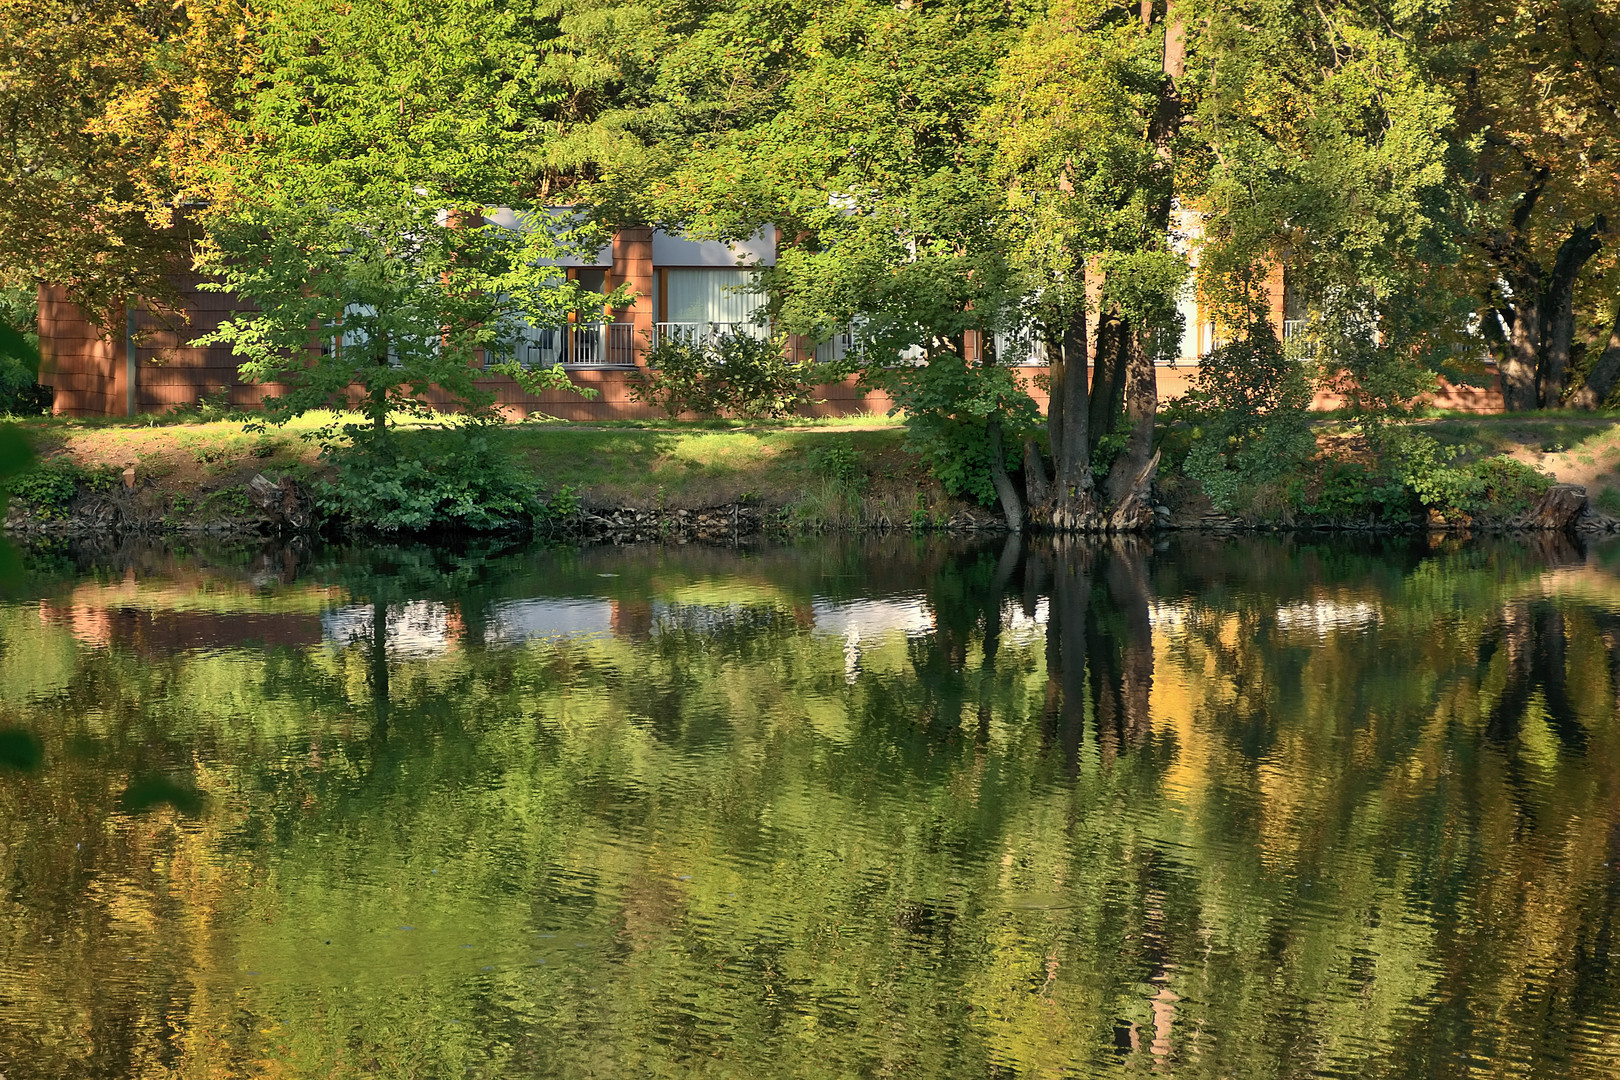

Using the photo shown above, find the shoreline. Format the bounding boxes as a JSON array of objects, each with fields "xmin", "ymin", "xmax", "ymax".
[{"xmin": 7, "ymin": 487, "xmax": 1617, "ymax": 544}]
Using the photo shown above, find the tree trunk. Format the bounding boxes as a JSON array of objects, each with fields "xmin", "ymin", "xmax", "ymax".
[
  {"xmin": 1539, "ymin": 220, "xmax": 1605, "ymax": 407},
  {"xmin": 1500, "ymin": 278, "xmax": 1541, "ymax": 411},
  {"xmin": 1047, "ymin": 326, "xmax": 1066, "ymax": 467},
  {"xmin": 1053, "ymin": 303, "xmax": 1094, "ymax": 530},
  {"xmin": 985, "ymin": 411, "xmax": 1024, "ymax": 532},
  {"xmin": 371, "ymin": 331, "xmax": 391, "ymax": 432},
  {"xmin": 1023, "ymin": 437, "xmax": 1051, "ymax": 508},
  {"xmin": 1571, "ymin": 300, "xmax": 1620, "ymax": 409},
  {"xmin": 1089, "ymin": 309, "xmax": 1127, "ymax": 457},
  {"xmin": 1103, "ymin": 326, "xmax": 1159, "ymax": 514}
]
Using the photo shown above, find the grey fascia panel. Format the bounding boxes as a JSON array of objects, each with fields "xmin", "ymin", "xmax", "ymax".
[
  {"xmin": 652, "ymin": 226, "xmax": 776, "ymax": 267},
  {"xmin": 484, "ymin": 207, "xmax": 613, "ymax": 267}
]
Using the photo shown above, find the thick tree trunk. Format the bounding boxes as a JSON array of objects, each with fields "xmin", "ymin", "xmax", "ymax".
[
  {"xmin": 1023, "ymin": 437, "xmax": 1051, "ymax": 508},
  {"xmin": 1500, "ymin": 282, "xmax": 1542, "ymax": 411},
  {"xmin": 1540, "ymin": 220, "xmax": 1605, "ymax": 407},
  {"xmin": 1053, "ymin": 304, "xmax": 1094, "ymax": 530},
  {"xmin": 985, "ymin": 411, "xmax": 1024, "ymax": 532},
  {"xmin": 1571, "ymin": 301, "xmax": 1620, "ymax": 409},
  {"xmin": 1102, "ymin": 328, "xmax": 1160, "ymax": 530},
  {"xmin": 1089, "ymin": 309, "xmax": 1127, "ymax": 457},
  {"xmin": 1104, "ymin": 329, "xmax": 1157, "ymax": 501}
]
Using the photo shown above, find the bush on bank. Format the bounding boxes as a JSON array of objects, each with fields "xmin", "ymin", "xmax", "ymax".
[{"xmin": 1159, "ymin": 338, "xmax": 1556, "ymax": 525}]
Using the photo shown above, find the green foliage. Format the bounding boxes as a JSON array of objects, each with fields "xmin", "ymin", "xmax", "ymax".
[
  {"xmin": 6, "ymin": 460, "xmax": 84, "ymax": 516},
  {"xmin": 1467, "ymin": 455, "xmax": 1552, "ymax": 516},
  {"xmin": 316, "ymin": 429, "xmax": 541, "ymax": 533},
  {"xmin": 632, "ymin": 334, "xmax": 821, "ymax": 420},
  {"xmin": 910, "ymin": 490, "xmax": 931, "ymax": 531},
  {"xmin": 200, "ymin": 486, "xmax": 255, "ymax": 517},
  {"xmin": 793, "ymin": 442, "xmax": 866, "ymax": 530},
  {"xmin": 541, "ymin": 483, "xmax": 583, "ymax": 520},
  {"xmin": 1291, "ymin": 433, "xmax": 1553, "ymax": 522},
  {"xmin": 0, "ymin": 303, "xmax": 48, "ymax": 416},
  {"xmin": 806, "ymin": 443, "xmax": 864, "ymax": 490},
  {"xmin": 1168, "ymin": 333, "xmax": 1317, "ymax": 512},
  {"xmin": 875, "ymin": 352, "xmax": 1039, "ymax": 507},
  {"xmin": 0, "ymin": 424, "xmax": 34, "ymax": 587},
  {"xmin": 193, "ymin": 0, "xmax": 606, "ymax": 435},
  {"xmin": 1089, "ymin": 428, "xmax": 1131, "ymax": 484},
  {"xmin": 164, "ymin": 386, "xmax": 246, "ymax": 424}
]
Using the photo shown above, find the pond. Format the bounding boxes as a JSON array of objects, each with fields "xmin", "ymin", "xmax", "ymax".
[{"xmin": 2, "ymin": 533, "xmax": 1619, "ymax": 1078}]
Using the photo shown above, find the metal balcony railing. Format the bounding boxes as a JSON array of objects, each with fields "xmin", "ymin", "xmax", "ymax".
[
  {"xmin": 507, "ymin": 322, "xmax": 636, "ymax": 368},
  {"xmin": 652, "ymin": 321, "xmax": 770, "ymax": 349},
  {"xmin": 993, "ymin": 325, "xmax": 1046, "ymax": 366}
]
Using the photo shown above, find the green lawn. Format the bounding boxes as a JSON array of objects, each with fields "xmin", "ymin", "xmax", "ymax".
[{"xmin": 7, "ymin": 412, "xmax": 922, "ymax": 514}]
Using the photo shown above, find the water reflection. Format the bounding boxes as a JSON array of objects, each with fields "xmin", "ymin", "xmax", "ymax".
[{"xmin": 1, "ymin": 534, "xmax": 1619, "ymax": 1078}]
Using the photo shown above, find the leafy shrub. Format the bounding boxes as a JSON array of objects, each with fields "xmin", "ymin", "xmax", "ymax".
[
  {"xmin": 6, "ymin": 460, "xmax": 84, "ymax": 516},
  {"xmin": 0, "ymin": 378, "xmax": 51, "ymax": 417},
  {"xmin": 1167, "ymin": 333, "xmax": 1316, "ymax": 512},
  {"xmin": 874, "ymin": 352, "xmax": 1038, "ymax": 507},
  {"xmin": 1294, "ymin": 460, "xmax": 1391, "ymax": 519},
  {"xmin": 0, "ymin": 304, "xmax": 49, "ymax": 416},
  {"xmin": 807, "ymin": 443, "xmax": 864, "ymax": 489},
  {"xmin": 1466, "ymin": 455, "xmax": 1551, "ymax": 516},
  {"xmin": 1295, "ymin": 434, "xmax": 1552, "ymax": 522},
  {"xmin": 165, "ymin": 387, "xmax": 247, "ymax": 424},
  {"xmin": 317, "ymin": 429, "xmax": 541, "ymax": 533},
  {"xmin": 541, "ymin": 483, "xmax": 582, "ymax": 520},
  {"xmin": 903, "ymin": 413, "xmax": 1023, "ymax": 506},
  {"xmin": 632, "ymin": 333, "xmax": 823, "ymax": 419}
]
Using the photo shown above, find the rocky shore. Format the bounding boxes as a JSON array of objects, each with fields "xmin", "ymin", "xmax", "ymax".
[{"xmin": 5, "ymin": 473, "xmax": 1618, "ymax": 543}]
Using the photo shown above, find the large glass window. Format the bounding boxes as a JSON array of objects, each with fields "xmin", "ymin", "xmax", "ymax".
[{"xmin": 663, "ymin": 269, "xmax": 766, "ymax": 328}]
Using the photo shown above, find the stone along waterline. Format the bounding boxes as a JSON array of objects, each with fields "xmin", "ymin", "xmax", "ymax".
[{"xmin": 1, "ymin": 533, "xmax": 1618, "ymax": 1078}]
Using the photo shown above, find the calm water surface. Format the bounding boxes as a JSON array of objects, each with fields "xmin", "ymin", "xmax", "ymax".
[{"xmin": 2, "ymin": 533, "xmax": 1620, "ymax": 1078}]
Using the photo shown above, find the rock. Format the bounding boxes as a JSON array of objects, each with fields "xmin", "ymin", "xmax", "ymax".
[
  {"xmin": 1518, "ymin": 484, "xmax": 1588, "ymax": 531},
  {"xmin": 247, "ymin": 473, "xmax": 313, "ymax": 532}
]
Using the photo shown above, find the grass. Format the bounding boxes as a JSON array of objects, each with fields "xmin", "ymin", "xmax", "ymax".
[{"xmin": 3, "ymin": 411, "xmax": 942, "ymax": 523}]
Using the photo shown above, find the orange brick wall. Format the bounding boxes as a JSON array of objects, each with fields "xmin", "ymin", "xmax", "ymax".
[
  {"xmin": 38, "ymin": 269, "xmax": 1505, "ymax": 419},
  {"xmin": 39, "ymin": 284, "xmax": 128, "ymax": 417},
  {"xmin": 130, "ymin": 276, "xmax": 288, "ymax": 412}
]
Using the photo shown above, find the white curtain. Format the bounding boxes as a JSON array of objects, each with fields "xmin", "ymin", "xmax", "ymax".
[{"xmin": 665, "ymin": 269, "xmax": 765, "ymax": 327}]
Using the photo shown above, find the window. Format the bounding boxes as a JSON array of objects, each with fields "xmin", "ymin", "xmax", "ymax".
[{"xmin": 661, "ymin": 269, "xmax": 766, "ymax": 331}]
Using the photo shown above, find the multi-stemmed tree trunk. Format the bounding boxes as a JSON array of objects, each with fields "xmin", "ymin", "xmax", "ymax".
[
  {"xmin": 1022, "ymin": 0, "xmax": 1180, "ymax": 533},
  {"xmin": 1482, "ymin": 179, "xmax": 1608, "ymax": 410}
]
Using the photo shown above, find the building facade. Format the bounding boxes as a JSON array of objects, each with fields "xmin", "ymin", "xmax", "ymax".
[{"xmin": 37, "ymin": 225, "xmax": 1503, "ymax": 418}]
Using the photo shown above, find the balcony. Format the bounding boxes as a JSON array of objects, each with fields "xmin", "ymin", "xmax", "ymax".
[
  {"xmin": 508, "ymin": 322, "xmax": 637, "ymax": 368},
  {"xmin": 993, "ymin": 324, "xmax": 1046, "ymax": 366},
  {"xmin": 652, "ymin": 322, "xmax": 770, "ymax": 349}
]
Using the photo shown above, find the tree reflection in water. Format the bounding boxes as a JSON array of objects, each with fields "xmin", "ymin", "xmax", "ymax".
[{"xmin": 0, "ymin": 533, "xmax": 1618, "ymax": 1078}]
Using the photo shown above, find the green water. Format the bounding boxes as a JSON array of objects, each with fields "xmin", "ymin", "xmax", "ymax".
[{"xmin": 2, "ymin": 534, "xmax": 1619, "ymax": 1078}]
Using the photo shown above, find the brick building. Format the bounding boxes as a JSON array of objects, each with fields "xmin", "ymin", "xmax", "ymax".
[{"xmin": 37, "ymin": 223, "xmax": 1503, "ymax": 418}]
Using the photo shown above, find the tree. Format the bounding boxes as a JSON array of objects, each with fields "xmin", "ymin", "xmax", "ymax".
[
  {"xmin": 1435, "ymin": 0, "xmax": 1620, "ymax": 409},
  {"xmin": 0, "ymin": 0, "xmax": 248, "ymax": 319},
  {"xmin": 565, "ymin": 0, "xmax": 1048, "ymax": 527},
  {"xmin": 194, "ymin": 0, "xmax": 603, "ymax": 434},
  {"xmin": 986, "ymin": 0, "xmax": 1189, "ymax": 530}
]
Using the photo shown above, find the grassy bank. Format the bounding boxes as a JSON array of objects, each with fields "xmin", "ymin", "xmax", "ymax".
[
  {"xmin": 5, "ymin": 410, "xmax": 1620, "ymax": 536},
  {"xmin": 0, "ymin": 412, "xmax": 999, "ymax": 534},
  {"xmin": 1422, "ymin": 413, "xmax": 1620, "ymax": 516}
]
